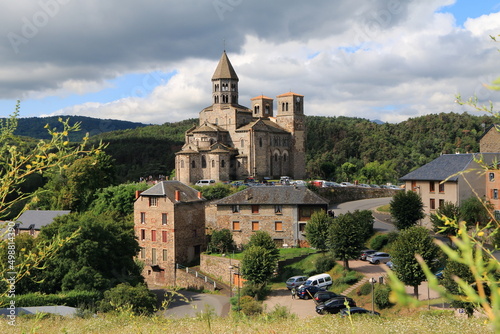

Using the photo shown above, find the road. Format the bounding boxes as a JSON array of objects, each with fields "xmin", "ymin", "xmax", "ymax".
[{"xmin": 330, "ymin": 197, "xmax": 395, "ymax": 233}]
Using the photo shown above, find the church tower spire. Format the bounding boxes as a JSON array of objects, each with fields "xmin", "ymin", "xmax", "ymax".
[{"xmin": 212, "ymin": 51, "xmax": 239, "ymax": 105}]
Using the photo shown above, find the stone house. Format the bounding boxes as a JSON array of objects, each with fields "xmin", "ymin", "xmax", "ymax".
[
  {"xmin": 4, "ymin": 210, "xmax": 70, "ymax": 238},
  {"xmin": 134, "ymin": 181, "xmax": 206, "ymax": 286},
  {"xmin": 211, "ymin": 186, "xmax": 329, "ymax": 248},
  {"xmin": 175, "ymin": 51, "xmax": 306, "ymax": 184},
  {"xmin": 399, "ymin": 153, "xmax": 500, "ymax": 226},
  {"xmin": 479, "ymin": 124, "xmax": 500, "ymax": 153}
]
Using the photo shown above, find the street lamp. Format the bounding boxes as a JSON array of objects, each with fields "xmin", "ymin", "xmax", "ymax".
[
  {"xmin": 229, "ymin": 264, "xmax": 240, "ymax": 311},
  {"xmin": 369, "ymin": 277, "xmax": 377, "ymax": 315}
]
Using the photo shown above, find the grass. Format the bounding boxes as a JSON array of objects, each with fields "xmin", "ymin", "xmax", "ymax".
[
  {"xmin": 5, "ymin": 309, "xmax": 493, "ymax": 334},
  {"xmin": 207, "ymin": 247, "xmax": 316, "ymax": 261},
  {"xmin": 377, "ymin": 204, "xmax": 391, "ymax": 213}
]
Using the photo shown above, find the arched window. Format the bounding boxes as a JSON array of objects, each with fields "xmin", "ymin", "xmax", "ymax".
[
  {"xmin": 180, "ymin": 160, "xmax": 184, "ymax": 168},
  {"xmin": 241, "ymin": 139, "xmax": 244, "ymax": 147},
  {"xmin": 201, "ymin": 156, "xmax": 207, "ymax": 168},
  {"xmin": 283, "ymin": 153, "xmax": 288, "ymax": 162},
  {"xmin": 259, "ymin": 138, "xmax": 262, "ymax": 147},
  {"xmin": 221, "ymin": 160, "xmax": 225, "ymax": 168},
  {"xmin": 274, "ymin": 153, "xmax": 278, "ymax": 162},
  {"xmin": 211, "ymin": 160, "xmax": 215, "ymax": 168},
  {"xmin": 191, "ymin": 160, "xmax": 196, "ymax": 168}
]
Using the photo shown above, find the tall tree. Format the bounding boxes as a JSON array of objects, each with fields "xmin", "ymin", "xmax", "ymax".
[
  {"xmin": 207, "ymin": 229, "xmax": 234, "ymax": 254},
  {"xmin": 327, "ymin": 212, "xmax": 365, "ymax": 270},
  {"xmin": 390, "ymin": 190, "xmax": 425, "ymax": 230},
  {"xmin": 241, "ymin": 245, "xmax": 279, "ymax": 285},
  {"xmin": 390, "ymin": 226, "xmax": 441, "ymax": 298},
  {"xmin": 305, "ymin": 210, "xmax": 332, "ymax": 252},
  {"xmin": 458, "ymin": 196, "xmax": 493, "ymax": 228}
]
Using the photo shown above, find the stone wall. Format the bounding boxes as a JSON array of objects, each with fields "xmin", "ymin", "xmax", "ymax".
[
  {"xmin": 175, "ymin": 268, "xmax": 217, "ymax": 292},
  {"xmin": 316, "ymin": 187, "xmax": 398, "ymax": 205},
  {"xmin": 200, "ymin": 253, "xmax": 240, "ymax": 285}
]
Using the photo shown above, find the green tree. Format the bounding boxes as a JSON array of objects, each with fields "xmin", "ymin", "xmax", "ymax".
[
  {"xmin": 431, "ymin": 201, "xmax": 459, "ymax": 237},
  {"xmin": 34, "ymin": 211, "xmax": 142, "ymax": 293},
  {"xmin": 441, "ymin": 259, "xmax": 475, "ymax": 315},
  {"xmin": 241, "ymin": 245, "xmax": 279, "ymax": 285},
  {"xmin": 98, "ymin": 283, "xmax": 157, "ymax": 315},
  {"xmin": 305, "ymin": 210, "xmax": 332, "ymax": 252},
  {"xmin": 390, "ymin": 226, "xmax": 441, "ymax": 298},
  {"xmin": 389, "ymin": 190, "xmax": 424, "ymax": 230},
  {"xmin": 327, "ymin": 212, "xmax": 365, "ymax": 270},
  {"xmin": 352, "ymin": 209, "xmax": 375, "ymax": 241},
  {"xmin": 459, "ymin": 196, "xmax": 493, "ymax": 228},
  {"xmin": 89, "ymin": 182, "xmax": 150, "ymax": 217},
  {"xmin": 247, "ymin": 231, "xmax": 279, "ymax": 255},
  {"xmin": 207, "ymin": 229, "xmax": 234, "ymax": 254}
]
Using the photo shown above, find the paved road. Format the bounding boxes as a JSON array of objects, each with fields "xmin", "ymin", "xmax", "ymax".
[
  {"xmin": 330, "ymin": 197, "xmax": 395, "ymax": 233},
  {"xmin": 158, "ymin": 290, "xmax": 230, "ymax": 318}
]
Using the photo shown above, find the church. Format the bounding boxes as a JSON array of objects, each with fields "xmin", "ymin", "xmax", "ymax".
[{"xmin": 175, "ymin": 51, "xmax": 306, "ymax": 184}]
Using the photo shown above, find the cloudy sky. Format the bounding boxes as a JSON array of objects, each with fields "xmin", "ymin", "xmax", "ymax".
[{"xmin": 1, "ymin": 0, "xmax": 500, "ymax": 125}]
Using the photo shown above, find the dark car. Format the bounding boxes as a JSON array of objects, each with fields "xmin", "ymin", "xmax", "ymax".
[
  {"xmin": 359, "ymin": 250, "xmax": 376, "ymax": 261},
  {"xmin": 315, "ymin": 297, "xmax": 356, "ymax": 314},
  {"xmin": 313, "ymin": 291, "xmax": 343, "ymax": 304},
  {"xmin": 339, "ymin": 307, "xmax": 380, "ymax": 317},
  {"xmin": 297, "ymin": 285, "xmax": 325, "ymax": 299}
]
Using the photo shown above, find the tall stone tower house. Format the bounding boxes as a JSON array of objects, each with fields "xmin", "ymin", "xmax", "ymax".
[{"xmin": 175, "ymin": 51, "xmax": 306, "ymax": 184}]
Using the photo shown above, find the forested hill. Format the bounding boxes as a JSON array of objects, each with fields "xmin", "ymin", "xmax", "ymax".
[
  {"xmin": 10, "ymin": 112, "xmax": 496, "ymax": 184},
  {"xmin": 10, "ymin": 116, "xmax": 148, "ymax": 141}
]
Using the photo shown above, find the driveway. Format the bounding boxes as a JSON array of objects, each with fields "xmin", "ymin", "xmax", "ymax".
[
  {"xmin": 263, "ymin": 288, "xmax": 320, "ymax": 318},
  {"xmin": 157, "ymin": 290, "xmax": 230, "ymax": 318}
]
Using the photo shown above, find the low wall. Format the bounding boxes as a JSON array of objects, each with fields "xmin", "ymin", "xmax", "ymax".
[
  {"xmin": 200, "ymin": 254, "xmax": 241, "ymax": 285},
  {"xmin": 175, "ymin": 268, "xmax": 217, "ymax": 292},
  {"xmin": 316, "ymin": 187, "xmax": 397, "ymax": 204}
]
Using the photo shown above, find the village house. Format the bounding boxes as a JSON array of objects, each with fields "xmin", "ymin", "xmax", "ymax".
[
  {"xmin": 3, "ymin": 210, "xmax": 70, "ymax": 238},
  {"xmin": 211, "ymin": 185, "xmax": 329, "ymax": 248},
  {"xmin": 134, "ymin": 181, "xmax": 206, "ymax": 286}
]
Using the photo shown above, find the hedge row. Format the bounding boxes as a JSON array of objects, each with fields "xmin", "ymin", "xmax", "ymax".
[{"xmin": 0, "ymin": 290, "xmax": 102, "ymax": 308}]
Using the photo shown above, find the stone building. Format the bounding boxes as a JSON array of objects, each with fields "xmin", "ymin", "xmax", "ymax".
[
  {"xmin": 212, "ymin": 186, "xmax": 329, "ymax": 248},
  {"xmin": 134, "ymin": 181, "xmax": 206, "ymax": 286},
  {"xmin": 480, "ymin": 124, "xmax": 500, "ymax": 153},
  {"xmin": 175, "ymin": 51, "xmax": 306, "ymax": 184}
]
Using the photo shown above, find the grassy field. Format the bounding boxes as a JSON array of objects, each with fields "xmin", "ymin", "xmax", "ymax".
[{"xmin": 3, "ymin": 310, "xmax": 493, "ymax": 334}]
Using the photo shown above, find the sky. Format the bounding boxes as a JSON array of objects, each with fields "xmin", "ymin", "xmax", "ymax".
[{"xmin": 1, "ymin": 0, "xmax": 500, "ymax": 125}]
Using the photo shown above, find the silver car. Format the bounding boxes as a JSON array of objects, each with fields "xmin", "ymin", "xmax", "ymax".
[
  {"xmin": 286, "ymin": 275, "xmax": 307, "ymax": 290},
  {"xmin": 367, "ymin": 252, "xmax": 391, "ymax": 264}
]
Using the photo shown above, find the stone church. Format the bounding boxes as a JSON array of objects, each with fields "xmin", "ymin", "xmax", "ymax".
[{"xmin": 175, "ymin": 51, "xmax": 306, "ymax": 184}]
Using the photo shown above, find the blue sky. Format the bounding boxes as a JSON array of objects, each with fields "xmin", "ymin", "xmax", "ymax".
[{"xmin": 1, "ymin": 1, "xmax": 500, "ymax": 124}]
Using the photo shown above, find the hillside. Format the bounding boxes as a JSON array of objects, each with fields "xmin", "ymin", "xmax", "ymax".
[{"xmin": 10, "ymin": 115, "xmax": 148, "ymax": 141}]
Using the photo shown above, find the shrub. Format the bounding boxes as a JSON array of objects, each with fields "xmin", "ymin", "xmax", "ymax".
[
  {"xmin": 370, "ymin": 234, "xmax": 389, "ymax": 250},
  {"xmin": 333, "ymin": 272, "xmax": 359, "ymax": 286},
  {"xmin": 239, "ymin": 295, "xmax": 262, "ymax": 316},
  {"xmin": 374, "ymin": 285, "xmax": 393, "ymax": 309},
  {"xmin": 98, "ymin": 283, "xmax": 157, "ymax": 315},
  {"xmin": 358, "ymin": 282, "xmax": 372, "ymax": 296},
  {"xmin": 315, "ymin": 256, "xmax": 336, "ymax": 273},
  {"xmin": 0, "ymin": 290, "xmax": 101, "ymax": 308},
  {"xmin": 241, "ymin": 282, "xmax": 271, "ymax": 301},
  {"xmin": 266, "ymin": 305, "xmax": 296, "ymax": 320}
]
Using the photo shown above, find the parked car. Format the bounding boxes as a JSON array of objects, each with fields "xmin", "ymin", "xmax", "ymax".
[
  {"xmin": 313, "ymin": 291, "xmax": 343, "ymax": 304},
  {"xmin": 304, "ymin": 273, "xmax": 333, "ymax": 289},
  {"xmin": 315, "ymin": 296, "xmax": 356, "ymax": 314},
  {"xmin": 359, "ymin": 249, "xmax": 377, "ymax": 261},
  {"xmin": 367, "ymin": 252, "xmax": 391, "ymax": 264},
  {"xmin": 386, "ymin": 261, "xmax": 395, "ymax": 270},
  {"xmin": 339, "ymin": 307, "xmax": 380, "ymax": 317},
  {"xmin": 358, "ymin": 183, "xmax": 370, "ymax": 188},
  {"xmin": 340, "ymin": 182, "xmax": 354, "ymax": 187},
  {"xmin": 286, "ymin": 275, "xmax": 307, "ymax": 290},
  {"xmin": 297, "ymin": 285, "xmax": 325, "ymax": 299}
]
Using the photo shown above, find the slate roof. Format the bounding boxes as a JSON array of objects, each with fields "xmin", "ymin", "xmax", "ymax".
[
  {"xmin": 14, "ymin": 210, "xmax": 70, "ymax": 230},
  {"xmin": 214, "ymin": 186, "xmax": 329, "ymax": 206},
  {"xmin": 399, "ymin": 153, "xmax": 500, "ymax": 182},
  {"xmin": 237, "ymin": 119, "xmax": 289, "ymax": 133},
  {"xmin": 139, "ymin": 181, "xmax": 205, "ymax": 203},
  {"xmin": 212, "ymin": 51, "xmax": 239, "ymax": 80}
]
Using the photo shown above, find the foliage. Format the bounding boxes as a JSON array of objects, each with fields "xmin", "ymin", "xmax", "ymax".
[
  {"xmin": 431, "ymin": 201, "xmax": 460, "ymax": 236},
  {"xmin": 240, "ymin": 282, "xmax": 271, "ymax": 301},
  {"xmin": 370, "ymin": 234, "xmax": 389, "ymax": 251},
  {"xmin": 315, "ymin": 255, "xmax": 336, "ymax": 273},
  {"xmin": 33, "ymin": 211, "xmax": 142, "ymax": 293},
  {"xmin": 247, "ymin": 231, "xmax": 279, "ymax": 256},
  {"xmin": 238, "ymin": 295, "xmax": 263, "ymax": 316},
  {"xmin": 389, "ymin": 190, "xmax": 425, "ymax": 230},
  {"xmin": 206, "ymin": 229, "xmax": 234, "ymax": 254},
  {"xmin": 358, "ymin": 282, "xmax": 372, "ymax": 296},
  {"xmin": 0, "ymin": 290, "xmax": 101, "ymax": 308},
  {"xmin": 458, "ymin": 196, "xmax": 493, "ymax": 228},
  {"xmin": 194, "ymin": 183, "xmax": 234, "ymax": 200},
  {"xmin": 327, "ymin": 212, "xmax": 366, "ymax": 270},
  {"xmin": 98, "ymin": 283, "xmax": 157, "ymax": 315},
  {"xmin": 353, "ymin": 209, "xmax": 375, "ymax": 241},
  {"xmin": 390, "ymin": 226, "xmax": 441, "ymax": 298},
  {"xmin": 304, "ymin": 210, "xmax": 332, "ymax": 252},
  {"xmin": 374, "ymin": 284, "xmax": 393, "ymax": 309},
  {"xmin": 441, "ymin": 258, "xmax": 475, "ymax": 315},
  {"xmin": 88, "ymin": 182, "xmax": 150, "ymax": 216},
  {"xmin": 241, "ymin": 245, "xmax": 279, "ymax": 285}
]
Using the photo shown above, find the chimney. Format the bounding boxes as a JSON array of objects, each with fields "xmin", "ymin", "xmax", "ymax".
[
  {"xmin": 175, "ymin": 190, "xmax": 180, "ymax": 202},
  {"xmin": 197, "ymin": 191, "xmax": 202, "ymax": 199},
  {"xmin": 135, "ymin": 190, "xmax": 143, "ymax": 199}
]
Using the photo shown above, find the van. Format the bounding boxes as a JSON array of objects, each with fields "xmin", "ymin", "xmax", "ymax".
[
  {"xmin": 195, "ymin": 179, "xmax": 215, "ymax": 186},
  {"xmin": 304, "ymin": 273, "xmax": 332, "ymax": 289}
]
